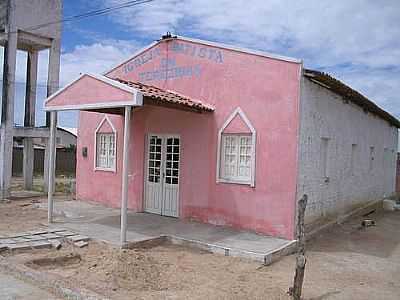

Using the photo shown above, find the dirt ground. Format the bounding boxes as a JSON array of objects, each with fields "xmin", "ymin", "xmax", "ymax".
[
  {"xmin": 1, "ymin": 197, "xmax": 400, "ymax": 300},
  {"xmin": 11, "ymin": 176, "xmax": 75, "ymax": 194},
  {"xmin": 0, "ymin": 198, "xmax": 48, "ymax": 234}
]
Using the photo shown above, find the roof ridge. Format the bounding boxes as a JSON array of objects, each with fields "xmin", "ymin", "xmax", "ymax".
[
  {"xmin": 304, "ymin": 69, "xmax": 400, "ymax": 128},
  {"xmin": 104, "ymin": 35, "xmax": 302, "ymax": 76}
]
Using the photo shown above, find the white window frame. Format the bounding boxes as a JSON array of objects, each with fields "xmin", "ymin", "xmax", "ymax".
[
  {"xmin": 216, "ymin": 107, "xmax": 256, "ymax": 187},
  {"xmin": 94, "ymin": 115, "xmax": 117, "ymax": 172}
]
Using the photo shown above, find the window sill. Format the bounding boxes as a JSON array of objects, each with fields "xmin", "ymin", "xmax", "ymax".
[
  {"xmin": 217, "ymin": 178, "xmax": 254, "ymax": 187},
  {"xmin": 94, "ymin": 167, "xmax": 116, "ymax": 173}
]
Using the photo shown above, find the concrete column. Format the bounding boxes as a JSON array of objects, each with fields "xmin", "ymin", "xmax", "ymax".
[
  {"xmin": 44, "ymin": 38, "xmax": 61, "ymax": 193},
  {"xmin": 120, "ymin": 106, "xmax": 132, "ymax": 245},
  {"xmin": 23, "ymin": 51, "xmax": 38, "ymax": 190},
  {"xmin": 23, "ymin": 138, "xmax": 34, "ymax": 189},
  {"xmin": 0, "ymin": 1, "xmax": 17, "ymax": 199},
  {"xmin": 47, "ymin": 111, "xmax": 57, "ymax": 223}
]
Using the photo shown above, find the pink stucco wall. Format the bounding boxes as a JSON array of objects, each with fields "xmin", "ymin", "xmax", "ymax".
[
  {"xmin": 76, "ymin": 38, "xmax": 302, "ymax": 239},
  {"xmin": 46, "ymin": 75, "xmax": 134, "ymax": 108}
]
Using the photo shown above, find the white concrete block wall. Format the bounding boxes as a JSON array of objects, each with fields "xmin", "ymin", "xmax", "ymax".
[{"xmin": 297, "ymin": 77, "xmax": 398, "ymax": 224}]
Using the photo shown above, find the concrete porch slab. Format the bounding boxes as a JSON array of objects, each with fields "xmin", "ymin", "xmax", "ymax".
[{"xmin": 40, "ymin": 200, "xmax": 297, "ymax": 264}]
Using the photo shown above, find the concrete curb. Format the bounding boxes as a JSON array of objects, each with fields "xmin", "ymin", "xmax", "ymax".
[
  {"xmin": 124, "ymin": 234, "xmax": 297, "ymax": 265},
  {"xmin": 0, "ymin": 256, "xmax": 108, "ymax": 300},
  {"xmin": 168, "ymin": 235, "xmax": 297, "ymax": 265},
  {"xmin": 262, "ymin": 239, "xmax": 297, "ymax": 265}
]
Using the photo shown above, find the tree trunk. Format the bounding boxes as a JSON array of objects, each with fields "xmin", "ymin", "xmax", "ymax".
[{"xmin": 290, "ymin": 194, "xmax": 308, "ymax": 300}]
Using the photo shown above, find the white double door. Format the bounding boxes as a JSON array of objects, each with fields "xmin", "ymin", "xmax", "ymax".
[{"xmin": 144, "ymin": 134, "xmax": 180, "ymax": 217}]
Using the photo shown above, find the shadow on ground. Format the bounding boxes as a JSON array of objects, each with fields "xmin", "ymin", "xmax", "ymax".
[{"xmin": 308, "ymin": 210, "xmax": 399, "ymax": 258}]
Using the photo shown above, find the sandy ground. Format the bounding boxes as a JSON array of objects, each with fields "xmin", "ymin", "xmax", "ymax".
[
  {"xmin": 0, "ymin": 198, "xmax": 48, "ymax": 234},
  {"xmin": 1, "ymin": 197, "xmax": 400, "ymax": 300},
  {"xmin": 0, "ymin": 272, "xmax": 61, "ymax": 300}
]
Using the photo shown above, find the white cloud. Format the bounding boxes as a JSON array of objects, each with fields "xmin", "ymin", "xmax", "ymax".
[
  {"xmin": 0, "ymin": 39, "xmax": 142, "ymax": 126},
  {"xmin": 336, "ymin": 68, "xmax": 400, "ymax": 117},
  {"xmin": 103, "ymin": 0, "xmax": 400, "ymax": 68},
  {"xmin": 1, "ymin": 0, "xmax": 399, "ymax": 125},
  {"xmin": 102, "ymin": 0, "xmax": 400, "ymax": 118},
  {"xmin": 58, "ymin": 39, "xmax": 142, "ymax": 85},
  {"xmin": 0, "ymin": 39, "xmax": 141, "ymax": 85}
]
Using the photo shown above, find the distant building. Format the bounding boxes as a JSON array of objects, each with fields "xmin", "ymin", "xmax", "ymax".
[
  {"xmin": 38, "ymin": 127, "xmax": 77, "ymax": 149},
  {"xmin": 13, "ymin": 127, "xmax": 77, "ymax": 176},
  {"xmin": 14, "ymin": 127, "xmax": 77, "ymax": 150}
]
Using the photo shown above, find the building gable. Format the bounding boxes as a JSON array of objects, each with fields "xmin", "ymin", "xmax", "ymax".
[
  {"xmin": 105, "ymin": 37, "xmax": 302, "ymax": 108},
  {"xmin": 44, "ymin": 74, "xmax": 141, "ymax": 111}
]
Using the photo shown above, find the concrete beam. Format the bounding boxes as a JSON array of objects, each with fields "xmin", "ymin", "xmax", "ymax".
[
  {"xmin": 17, "ymin": 30, "xmax": 52, "ymax": 50},
  {"xmin": 0, "ymin": 30, "xmax": 52, "ymax": 51},
  {"xmin": 13, "ymin": 127, "xmax": 50, "ymax": 138}
]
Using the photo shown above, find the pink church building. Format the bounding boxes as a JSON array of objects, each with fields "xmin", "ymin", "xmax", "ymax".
[{"xmin": 45, "ymin": 35, "xmax": 399, "ymax": 242}]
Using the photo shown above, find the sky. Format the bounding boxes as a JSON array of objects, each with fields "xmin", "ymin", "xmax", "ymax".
[{"xmin": 0, "ymin": 0, "xmax": 399, "ymax": 131}]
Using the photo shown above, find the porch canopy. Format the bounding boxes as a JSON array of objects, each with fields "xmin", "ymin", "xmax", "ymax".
[{"xmin": 43, "ymin": 73, "xmax": 214, "ymax": 246}]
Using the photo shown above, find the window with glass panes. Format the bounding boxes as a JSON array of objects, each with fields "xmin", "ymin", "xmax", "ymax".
[
  {"xmin": 96, "ymin": 133, "xmax": 116, "ymax": 170},
  {"xmin": 165, "ymin": 137, "xmax": 180, "ymax": 185},
  {"xmin": 148, "ymin": 136, "xmax": 162, "ymax": 183},
  {"xmin": 221, "ymin": 134, "xmax": 252, "ymax": 182}
]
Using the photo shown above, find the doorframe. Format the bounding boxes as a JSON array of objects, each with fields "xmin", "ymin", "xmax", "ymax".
[{"xmin": 143, "ymin": 133, "xmax": 181, "ymax": 217}]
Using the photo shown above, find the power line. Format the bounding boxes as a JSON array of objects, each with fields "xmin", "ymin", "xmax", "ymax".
[
  {"xmin": 6, "ymin": 0, "xmax": 156, "ymax": 34},
  {"xmin": 0, "ymin": 78, "xmax": 59, "ymax": 89},
  {"xmin": 1, "ymin": 0, "xmax": 158, "ymax": 89}
]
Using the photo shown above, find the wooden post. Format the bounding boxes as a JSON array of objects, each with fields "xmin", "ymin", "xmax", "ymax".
[{"xmin": 289, "ymin": 194, "xmax": 308, "ymax": 300}]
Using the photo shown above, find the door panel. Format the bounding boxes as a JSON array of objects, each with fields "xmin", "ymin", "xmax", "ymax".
[
  {"xmin": 144, "ymin": 135, "xmax": 180, "ymax": 217},
  {"xmin": 144, "ymin": 135, "xmax": 163, "ymax": 214},
  {"xmin": 162, "ymin": 137, "xmax": 180, "ymax": 217}
]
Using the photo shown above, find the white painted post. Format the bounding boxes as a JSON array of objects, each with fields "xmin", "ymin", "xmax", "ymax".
[
  {"xmin": 120, "ymin": 106, "xmax": 132, "ymax": 245},
  {"xmin": 47, "ymin": 111, "xmax": 57, "ymax": 223},
  {"xmin": 44, "ymin": 38, "xmax": 61, "ymax": 193}
]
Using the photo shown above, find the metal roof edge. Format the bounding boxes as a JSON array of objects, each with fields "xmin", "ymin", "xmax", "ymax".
[{"xmin": 304, "ymin": 69, "xmax": 400, "ymax": 128}]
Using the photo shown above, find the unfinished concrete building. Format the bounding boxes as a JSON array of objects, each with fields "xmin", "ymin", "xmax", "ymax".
[{"xmin": 0, "ymin": 0, "xmax": 62, "ymax": 198}]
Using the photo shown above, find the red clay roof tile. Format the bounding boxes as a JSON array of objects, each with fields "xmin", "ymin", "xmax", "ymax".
[{"xmin": 115, "ymin": 78, "xmax": 215, "ymax": 113}]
